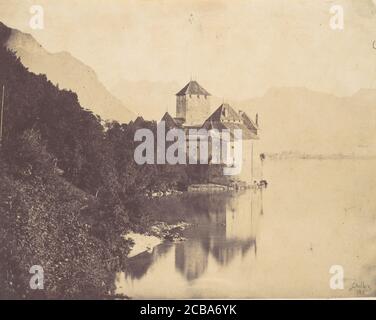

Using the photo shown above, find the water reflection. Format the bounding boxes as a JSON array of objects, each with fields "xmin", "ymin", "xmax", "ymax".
[
  {"xmin": 125, "ymin": 244, "xmax": 172, "ymax": 280},
  {"xmin": 116, "ymin": 160, "xmax": 376, "ymax": 298},
  {"xmin": 175, "ymin": 240, "xmax": 209, "ymax": 281},
  {"xmin": 118, "ymin": 189, "xmax": 262, "ymax": 288}
]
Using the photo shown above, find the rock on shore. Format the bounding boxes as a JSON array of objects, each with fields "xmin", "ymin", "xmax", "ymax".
[{"xmin": 124, "ymin": 221, "xmax": 191, "ymax": 258}]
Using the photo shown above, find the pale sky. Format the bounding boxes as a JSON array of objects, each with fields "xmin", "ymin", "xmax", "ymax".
[{"xmin": 1, "ymin": 0, "xmax": 376, "ymax": 99}]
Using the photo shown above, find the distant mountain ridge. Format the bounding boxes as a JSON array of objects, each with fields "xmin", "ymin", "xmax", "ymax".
[
  {"xmin": 112, "ymin": 82, "xmax": 376, "ymax": 155},
  {"xmin": 2, "ymin": 20, "xmax": 374, "ymax": 156},
  {"xmin": 112, "ymin": 80, "xmax": 376, "ymax": 156},
  {"xmin": 233, "ymin": 87, "xmax": 376, "ymax": 155},
  {"xmin": 1, "ymin": 22, "xmax": 135, "ymax": 123},
  {"xmin": 110, "ymin": 79, "xmax": 180, "ymax": 121}
]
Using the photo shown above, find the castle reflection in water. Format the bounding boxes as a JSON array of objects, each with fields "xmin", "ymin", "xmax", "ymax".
[{"xmin": 121, "ymin": 189, "xmax": 263, "ymax": 282}]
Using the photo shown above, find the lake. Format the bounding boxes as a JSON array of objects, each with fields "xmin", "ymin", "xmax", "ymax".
[{"xmin": 116, "ymin": 159, "xmax": 376, "ymax": 298}]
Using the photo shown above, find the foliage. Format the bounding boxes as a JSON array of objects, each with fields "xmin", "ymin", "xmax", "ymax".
[{"xmin": 0, "ymin": 21, "xmax": 215, "ymax": 298}]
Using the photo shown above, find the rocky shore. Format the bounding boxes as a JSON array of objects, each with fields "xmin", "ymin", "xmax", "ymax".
[{"xmin": 124, "ymin": 221, "xmax": 191, "ymax": 258}]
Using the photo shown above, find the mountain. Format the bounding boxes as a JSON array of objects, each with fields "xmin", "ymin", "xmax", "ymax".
[
  {"xmin": 110, "ymin": 79, "xmax": 376, "ymax": 155},
  {"xmin": 0, "ymin": 23, "xmax": 132, "ymax": 298},
  {"xmin": 232, "ymin": 87, "xmax": 376, "ymax": 155},
  {"xmin": 1, "ymin": 22, "xmax": 135, "ymax": 123},
  {"xmin": 110, "ymin": 79, "xmax": 180, "ymax": 121}
]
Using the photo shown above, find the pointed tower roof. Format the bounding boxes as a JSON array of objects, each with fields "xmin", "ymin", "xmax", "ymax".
[
  {"xmin": 202, "ymin": 103, "xmax": 259, "ymax": 140},
  {"xmin": 239, "ymin": 111, "xmax": 258, "ymax": 131},
  {"xmin": 134, "ymin": 116, "xmax": 145, "ymax": 126},
  {"xmin": 176, "ymin": 80, "xmax": 211, "ymax": 96},
  {"xmin": 161, "ymin": 112, "xmax": 180, "ymax": 128},
  {"xmin": 206, "ymin": 103, "xmax": 242, "ymax": 122}
]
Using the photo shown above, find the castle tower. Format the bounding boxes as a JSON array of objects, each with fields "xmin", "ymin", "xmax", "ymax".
[{"xmin": 176, "ymin": 80, "xmax": 211, "ymax": 126}]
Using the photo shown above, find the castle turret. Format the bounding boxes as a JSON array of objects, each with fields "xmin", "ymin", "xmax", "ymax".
[{"xmin": 176, "ymin": 80, "xmax": 211, "ymax": 126}]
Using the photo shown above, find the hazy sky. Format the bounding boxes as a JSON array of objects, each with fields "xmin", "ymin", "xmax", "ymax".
[{"xmin": 1, "ymin": 0, "xmax": 376, "ymax": 99}]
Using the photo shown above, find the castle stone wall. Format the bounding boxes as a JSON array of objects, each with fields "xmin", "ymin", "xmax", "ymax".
[{"xmin": 185, "ymin": 95, "xmax": 211, "ymax": 125}]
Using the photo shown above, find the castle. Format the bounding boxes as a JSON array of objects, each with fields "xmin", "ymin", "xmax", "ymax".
[{"xmin": 161, "ymin": 80, "xmax": 261, "ymax": 184}]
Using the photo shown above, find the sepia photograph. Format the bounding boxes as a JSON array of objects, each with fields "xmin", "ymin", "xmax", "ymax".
[{"xmin": 0, "ymin": 0, "xmax": 375, "ymax": 304}]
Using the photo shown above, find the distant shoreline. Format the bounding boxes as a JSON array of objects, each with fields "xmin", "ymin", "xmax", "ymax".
[{"xmin": 264, "ymin": 153, "xmax": 376, "ymax": 161}]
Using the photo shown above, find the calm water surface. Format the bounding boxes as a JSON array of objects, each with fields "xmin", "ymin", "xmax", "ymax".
[{"xmin": 116, "ymin": 159, "xmax": 376, "ymax": 298}]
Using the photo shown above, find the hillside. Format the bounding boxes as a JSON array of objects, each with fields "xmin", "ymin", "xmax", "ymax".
[
  {"xmin": 0, "ymin": 21, "xmax": 197, "ymax": 298},
  {"xmin": 2, "ymin": 22, "xmax": 135, "ymax": 123},
  {"xmin": 0, "ymin": 22, "xmax": 133, "ymax": 298},
  {"xmin": 110, "ymin": 79, "xmax": 180, "ymax": 120}
]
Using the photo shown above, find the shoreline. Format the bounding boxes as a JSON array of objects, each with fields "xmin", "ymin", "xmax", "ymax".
[
  {"xmin": 124, "ymin": 232, "xmax": 162, "ymax": 258},
  {"xmin": 124, "ymin": 221, "xmax": 191, "ymax": 258}
]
